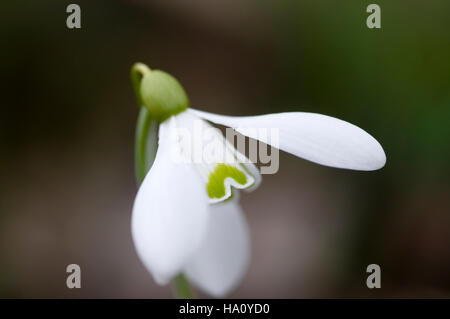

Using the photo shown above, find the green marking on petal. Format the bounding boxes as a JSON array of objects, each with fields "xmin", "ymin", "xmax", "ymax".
[{"xmin": 206, "ymin": 164, "xmax": 247, "ymax": 199}]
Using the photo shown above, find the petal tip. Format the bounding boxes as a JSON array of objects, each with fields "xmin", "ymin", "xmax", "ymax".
[{"xmin": 367, "ymin": 139, "xmax": 387, "ymax": 171}]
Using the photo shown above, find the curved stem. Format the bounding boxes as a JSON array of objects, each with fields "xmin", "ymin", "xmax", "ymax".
[
  {"xmin": 132, "ymin": 63, "xmax": 195, "ymax": 299},
  {"xmin": 134, "ymin": 107, "xmax": 157, "ymax": 184},
  {"xmin": 131, "ymin": 63, "xmax": 151, "ymax": 107}
]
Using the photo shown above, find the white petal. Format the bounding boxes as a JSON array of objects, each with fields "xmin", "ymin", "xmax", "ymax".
[
  {"xmin": 184, "ymin": 200, "xmax": 250, "ymax": 297},
  {"xmin": 189, "ymin": 109, "xmax": 386, "ymax": 171},
  {"xmin": 131, "ymin": 116, "xmax": 210, "ymax": 285}
]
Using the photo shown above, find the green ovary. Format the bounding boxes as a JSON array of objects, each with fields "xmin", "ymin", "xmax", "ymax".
[
  {"xmin": 139, "ymin": 68, "xmax": 190, "ymax": 123},
  {"xmin": 206, "ymin": 164, "xmax": 247, "ymax": 199}
]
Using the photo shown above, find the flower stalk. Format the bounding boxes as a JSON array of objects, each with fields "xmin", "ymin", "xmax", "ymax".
[{"xmin": 172, "ymin": 273, "xmax": 195, "ymax": 299}]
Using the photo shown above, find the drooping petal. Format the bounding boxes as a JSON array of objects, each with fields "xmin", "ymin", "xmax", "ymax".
[
  {"xmin": 189, "ymin": 109, "xmax": 386, "ymax": 171},
  {"xmin": 131, "ymin": 116, "xmax": 210, "ymax": 285},
  {"xmin": 184, "ymin": 198, "xmax": 250, "ymax": 297}
]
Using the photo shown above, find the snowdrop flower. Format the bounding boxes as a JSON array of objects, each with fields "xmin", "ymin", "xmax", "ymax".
[{"xmin": 130, "ymin": 63, "xmax": 386, "ymax": 297}]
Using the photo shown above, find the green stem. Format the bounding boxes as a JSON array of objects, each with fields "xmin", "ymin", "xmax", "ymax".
[
  {"xmin": 131, "ymin": 62, "xmax": 195, "ymax": 299},
  {"xmin": 134, "ymin": 107, "xmax": 156, "ymax": 184},
  {"xmin": 131, "ymin": 62, "xmax": 151, "ymax": 107},
  {"xmin": 172, "ymin": 274, "xmax": 195, "ymax": 299}
]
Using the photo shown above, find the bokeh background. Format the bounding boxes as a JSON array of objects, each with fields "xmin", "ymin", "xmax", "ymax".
[{"xmin": 1, "ymin": 0, "xmax": 449, "ymax": 298}]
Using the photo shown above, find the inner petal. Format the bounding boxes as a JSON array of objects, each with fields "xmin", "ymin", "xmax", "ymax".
[
  {"xmin": 173, "ymin": 111, "xmax": 257, "ymax": 203},
  {"xmin": 206, "ymin": 163, "xmax": 253, "ymax": 203}
]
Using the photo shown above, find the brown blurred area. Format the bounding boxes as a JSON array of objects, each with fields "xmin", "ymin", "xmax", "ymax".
[{"xmin": 0, "ymin": 0, "xmax": 449, "ymax": 298}]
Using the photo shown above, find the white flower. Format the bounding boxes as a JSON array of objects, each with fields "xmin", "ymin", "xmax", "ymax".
[{"xmin": 131, "ymin": 106, "xmax": 386, "ymax": 297}]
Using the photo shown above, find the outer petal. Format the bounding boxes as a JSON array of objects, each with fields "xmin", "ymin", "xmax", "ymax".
[
  {"xmin": 189, "ymin": 109, "xmax": 386, "ymax": 171},
  {"xmin": 184, "ymin": 199, "xmax": 250, "ymax": 297},
  {"xmin": 132, "ymin": 116, "xmax": 209, "ymax": 285}
]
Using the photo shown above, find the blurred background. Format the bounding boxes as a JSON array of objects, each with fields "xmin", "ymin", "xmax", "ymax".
[{"xmin": 1, "ymin": 0, "xmax": 449, "ymax": 298}]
